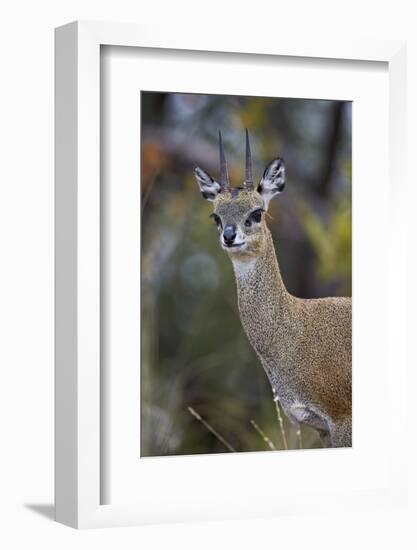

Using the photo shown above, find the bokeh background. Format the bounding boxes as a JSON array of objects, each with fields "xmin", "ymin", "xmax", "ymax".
[{"xmin": 140, "ymin": 92, "xmax": 352, "ymax": 457}]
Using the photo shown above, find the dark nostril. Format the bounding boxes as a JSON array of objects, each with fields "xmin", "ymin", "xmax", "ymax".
[{"xmin": 223, "ymin": 224, "xmax": 237, "ymax": 243}]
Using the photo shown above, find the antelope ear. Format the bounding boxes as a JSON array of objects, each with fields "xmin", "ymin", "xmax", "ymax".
[
  {"xmin": 257, "ymin": 158, "xmax": 285, "ymax": 209},
  {"xmin": 194, "ymin": 167, "xmax": 222, "ymax": 202}
]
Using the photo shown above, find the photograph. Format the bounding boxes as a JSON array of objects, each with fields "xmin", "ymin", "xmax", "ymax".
[{"xmin": 140, "ymin": 91, "xmax": 352, "ymax": 457}]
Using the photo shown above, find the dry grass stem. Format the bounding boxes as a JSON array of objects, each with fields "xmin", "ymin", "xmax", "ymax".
[
  {"xmin": 187, "ymin": 406, "xmax": 236, "ymax": 452},
  {"xmin": 250, "ymin": 419, "xmax": 276, "ymax": 450},
  {"xmin": 274, "ymin": 400, "xmax": 288, "ymax": 450},
  {"xmin": 296, "ymin": 423, "xmax": 303, "ymax": 449}
]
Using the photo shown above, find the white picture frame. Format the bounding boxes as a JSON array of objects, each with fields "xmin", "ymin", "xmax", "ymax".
[{"xmin": 55, "ymin": 20, "xmax": 407, "ymax": 529}]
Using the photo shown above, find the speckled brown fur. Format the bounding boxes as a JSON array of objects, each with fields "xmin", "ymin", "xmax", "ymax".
[{"xmin": 195, "ymin": 168, "xmax": 352, "ymax": 448}]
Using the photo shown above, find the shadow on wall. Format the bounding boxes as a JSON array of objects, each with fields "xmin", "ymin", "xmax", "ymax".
[{"xmin": 24, "ymin": 503, "xmax": 55, "ymax": 521}]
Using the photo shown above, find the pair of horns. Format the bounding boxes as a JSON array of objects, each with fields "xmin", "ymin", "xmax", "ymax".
[{"xmin": 218, "ymin": 129, "xmax": 254, "ymax": 191}]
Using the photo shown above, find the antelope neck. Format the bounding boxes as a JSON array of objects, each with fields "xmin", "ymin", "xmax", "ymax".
[{"xmin": 231, "ymin": 228, "xmax": 294, "ymax": 317}]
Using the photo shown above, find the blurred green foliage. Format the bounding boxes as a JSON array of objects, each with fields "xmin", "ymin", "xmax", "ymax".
[{"xmin": 140, "ymin": 92, "xmax": 352, "ymax": 456}]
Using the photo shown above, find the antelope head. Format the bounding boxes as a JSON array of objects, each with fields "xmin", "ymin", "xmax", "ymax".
[{"xmin": 194, "ymin": 130, "xmax": 286, "ymax": 259}]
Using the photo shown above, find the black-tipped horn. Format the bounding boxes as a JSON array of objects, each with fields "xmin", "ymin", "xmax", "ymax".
[
  {"xmin": 218, "ymin": 131, "xmax": 229, "ymax": 190},
  {"xmin": 245, "ymin": 129, "xmax": 254, "ymax": 190}
]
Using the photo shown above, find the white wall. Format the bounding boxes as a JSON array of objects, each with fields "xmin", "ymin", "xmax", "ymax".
[{"xmin": 0, "ymin": 1, "xmax": 416, "ymax": 547}]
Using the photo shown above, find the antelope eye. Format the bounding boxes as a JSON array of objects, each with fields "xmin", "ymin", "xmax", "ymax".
[
  {"xmin": 210, "ymin": 213, "xmax": 222, "ymax": 228},
  {"xmin": 245, "ymin": 208, "xmax": 264, "ymax": 227}
]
